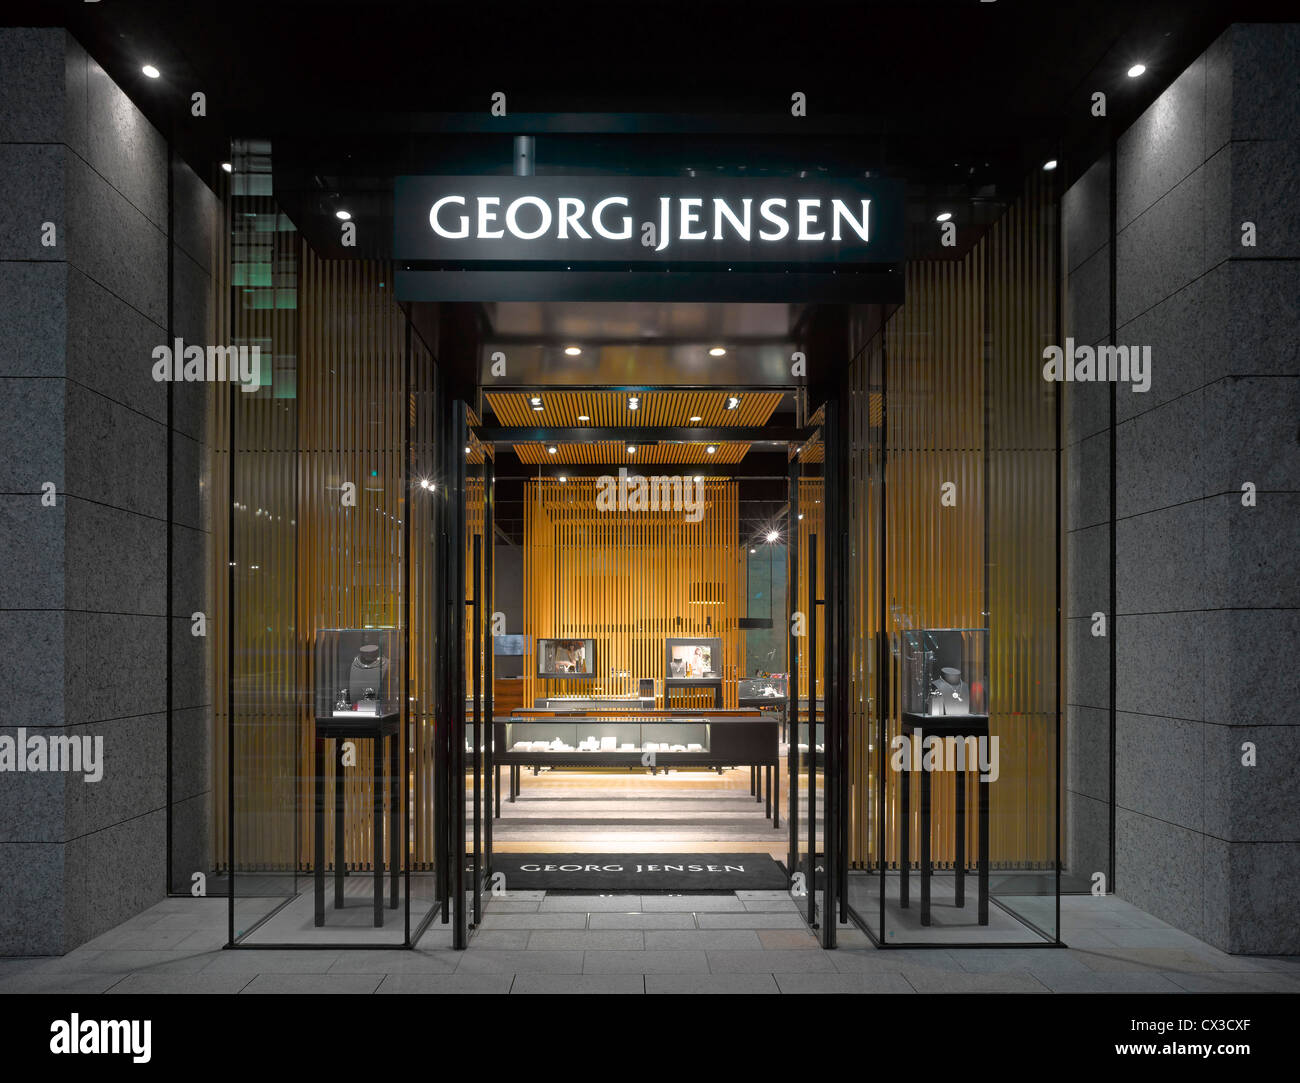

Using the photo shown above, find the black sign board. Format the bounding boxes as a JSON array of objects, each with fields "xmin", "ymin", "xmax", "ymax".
[{"xmin": 394, "ymin": 175, "xmax": 904, "ymax": 265}]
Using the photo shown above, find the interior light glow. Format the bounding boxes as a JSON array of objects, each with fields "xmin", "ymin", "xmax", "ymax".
[
  {"xmin": 221, "ymin": 162, "xmax": 232, "ymax": 173},
  {"xmin": 564, "ymin": 346, "xmax": 582, "ymax": 356},
  {"xmin": 706, "ymin": 445, "xmax": 716, "ymax": 454},
  {"xmin": 936, "ymin": 212, "xmax": 952, "ymax": 222},
  {"xmin": 627, "ymin": 446, "xmax": 637, "ymax": 454},
  {"xmin": 709, "ymin": 347, "xmax": 726, "ymax": 357},
  {"xmin": 141, "ymin": 64, "xmax": 161, "ymax": 79},
  {"xmin": 1127, "ymin": 63, "xmax": 1146, "ymax": 78},
  {"xmin": 335, "ymin": 210, "xmax": 351, "ymax": 220},
  {"xmin": 547, "ymin": 446, "xmax": 557, "ymax": 454},
  {"xmin": 766, "ymin": 531, "xmax": 779, "ymax": 543},
  {"xmin": 1042, "ymin": 159, "xmax": 1058, "ymax": 171}
]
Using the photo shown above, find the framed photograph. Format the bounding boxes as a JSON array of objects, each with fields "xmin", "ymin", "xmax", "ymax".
[
  {"xmin": 536, "ymin": 638, "xmax": 596, "ymax": 679},
  {"xmin": 664, "ymin": 637, "xmax": 722, "ymax": 681}
]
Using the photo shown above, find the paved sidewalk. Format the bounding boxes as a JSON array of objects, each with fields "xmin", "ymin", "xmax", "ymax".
[{"xmin": 1, "ymin": 892, "xmax": 1296, "ymax": 994}]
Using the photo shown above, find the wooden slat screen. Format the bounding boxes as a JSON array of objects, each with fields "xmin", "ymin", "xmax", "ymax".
[
  {"xmin": 848, "ymin": 170, "xmax": 1060, "ymax": 871},
  {"xmin": 522, "ymin": 478, "xmax": 742, "ymax": 708}
]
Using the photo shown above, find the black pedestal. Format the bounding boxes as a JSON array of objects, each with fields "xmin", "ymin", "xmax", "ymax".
[
  {"xmin": 898, "ymin": 712, "xmax": 990, "ymax": 927},
  {"xmin": 314, "ymin": 712, "xmax": 400, "ymax": 928}
]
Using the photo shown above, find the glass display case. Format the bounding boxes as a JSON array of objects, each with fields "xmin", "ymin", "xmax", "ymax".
[
  {"xmin": 900, "ymin": 628, "xmax": 989, "ymax": 719},
  {"xmin": 664, "ymin": 637, "xmax": 722, "ymax": 680},
  {"xmin": 504, "ymin": 719, "xmax": 710, "ymax": 758},
  {"xmin": 314, "ymin": 627, "xmax": 401, "ymax": 718},
  {"xmin": 738, "ymin": 676, "xmax": 787, "ymax": 703}
]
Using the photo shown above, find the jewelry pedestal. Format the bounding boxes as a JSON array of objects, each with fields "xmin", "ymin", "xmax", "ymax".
[
  {"xmin": 898, "ymin": 712, "xmax": 990, "ymax": 926},
  {"xmin": 313, "ymin": 712, "xmax": 400, "ymax": 927}
]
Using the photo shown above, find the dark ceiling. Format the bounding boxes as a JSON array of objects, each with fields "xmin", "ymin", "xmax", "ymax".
[{"xmin": 7, "ymin": 0, "xmax": 1293, "ymax": 264}]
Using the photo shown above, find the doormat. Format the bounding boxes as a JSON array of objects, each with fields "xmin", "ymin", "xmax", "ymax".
[{"xmin": 490, "ymin": 853, "xmax": 788, "ymax": 891}]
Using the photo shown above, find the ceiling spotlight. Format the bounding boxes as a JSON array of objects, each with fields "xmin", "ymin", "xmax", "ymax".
[
  {"xmin": 689, "ymin": 415, "xmax": 702, "ymax": 422},
  {"xmin": 750, "ymin": 548, "xmax": 756, "ymax": 554},
  {"xmin": 419, "ymin": 478, "xmax": 430, "ymax": 489},
  {"xmin": 628, "ymin": 396, "xmax": 639, "ymax": 410},
  {"xmin": 141, "ymin": 64, "xmax": 161, "ymax": 79},
  {"xmin": 709, "ymin": 347, "xmax": 727, "ymax": 357},
  {"xmin": 725, "ymin": 396, "xmax": 740, "ymax": 410},
  {"xmin": 706, "ymin": 445, "xmax": 716, "ymax": 454},
  {"xmin": 547, "ymin": 446, "xmax": 557, "ymax": 454},
  {"xmin": 1127, "ymin": 63, "xmax": 1146, "ymax": 78},
  {"xmin": 564, "ymin": 346, "xmax": 582, "ymax": 356},
  {"xmin": 558, "ymin": 475, "xmax": 567, "ymax": 483},
  {"xmin": 935, "ymin": 212, "xmax": 952, "ymax": 223},
  {"xmin": 221, "ymin": 162, "xmax": 232, "ymax": 173},
  {"xmin": 465, "ymin": 446, "xmax": 471, "ymax": 454},
  {"xmin": 577, "ymin": 414, "xmax": 590, "ymax": 421},
  {"xmin": 1042, "ymin": 159, "xmax": 1058, "ymax": 171},
  {"xmin": 766, "ymin": 530, "xmax": 779, "ymax": 543},
  {"xmin": 694, "ymin": 475, "xmax": 703, "ymax": 483},
  {"xmin": 335, "ymin": 210, "xmax": 351, "ymax": 221},
  {"xmin": 798, "ymin": 513, "xmax": 804, "ymax": 520},
  {"xmin": 627, "ymin": 445, "xmax": 637, "ymax": 454}
]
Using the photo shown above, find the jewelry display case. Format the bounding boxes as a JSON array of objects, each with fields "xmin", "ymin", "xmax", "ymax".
[
  {"xmin": 314, "ymin": 627, "xmax": 401, "ymax": 718},
  {"xmin": 900, "ymin": 628, "xmax": 989, "ymax": 718}
]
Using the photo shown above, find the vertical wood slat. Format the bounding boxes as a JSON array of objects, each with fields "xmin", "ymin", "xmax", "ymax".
[
  {"xmin": 845, "ymin": 173, "xmax": 1058, "ymax": 872},
  {"xmin": 522, "ymin": 478, "xmax": 740, "ymax": 708}
]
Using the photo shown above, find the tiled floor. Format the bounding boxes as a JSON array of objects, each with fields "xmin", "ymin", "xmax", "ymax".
[{"xmin": 1, "ymin": 892, "xmax": 1297, "ymax": 994}]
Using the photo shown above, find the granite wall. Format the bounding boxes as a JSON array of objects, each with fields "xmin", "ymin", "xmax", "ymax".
[
  {"xmin": 1064, "ymin": 23, "xmax": 1300, "ymax": 954},
  {"xmin": 0, "ymin": 28, "xmax": 215, "ymax": 953}
]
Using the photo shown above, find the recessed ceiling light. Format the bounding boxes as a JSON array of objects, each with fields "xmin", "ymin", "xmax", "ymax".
[
  {"xmin": 577, "ymin": 414, "xmax": 590, "ymax": 421},
  {"xmin": 798, "ymin": 513, "xmax": 804, "ymax": 520},
  {"xmin": 766, "ymin": 530, "xmax": 779, "ymax": 543},
  {"xmin": 564, "ymin": 346, "xmax": 582, "ymax": 356},
  {"xmin": 1127, "ymin": 63, "xmax": 1146, "ymax": 78},
  {"xmin": 936, "ymin": 212, "xmax": 952, "ymax": 223},
  {"xmin": 725, "ymin": 396, "xmax": 740, "ymax": 410},
  {"xmin": 221, "ymin": 162, "xmax": 232, "ymax": 173},
  {"xmin": 706, "ymin": 445, "xmax": 716, "ymax": 454},
  {"xmin": 547, "ymin": 446, "xmax": 557, "ymax": 454},
  {"xmin": 335, "ymin": 210, "xmax": 351, "ymax": 220},
  {"xmin": 709, "ymin": 347, "xmax": 726, "ymax": 357},
  {"xmin": 141, "ymin": 64, "xmax": 161, "ymax": 79},
  {"xmin": 627, "ymin": 446, "xmax": 637, "ymax": 454},
  {"xmin": 689, "ymin": 415, "xmax": 702, "ymax": 422},
  {"xmin": 1042, "ymin": 159, "xmax": 1058, "ymax": 171},
  {"xmin": 628, "ymin": 396, "xmax": 639, "ymax": 410},
  {"xmin": 465, "ymin": 446, "xmax": 471, "ymax": 454},
  {"xmin": 558, "ymin": 475, "xmax": 567, "ymax": 483},
  {"xmin": 749, "ymin": 548, "xmax": 756, "ymax": 554},
  {"xmin": 694, "ymin": 475, "xmax": 703, "ymax": 482}
]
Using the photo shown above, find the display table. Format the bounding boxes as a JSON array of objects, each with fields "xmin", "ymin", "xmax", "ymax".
[
  {"xmin": 898, "ymin": 712, "xmax": 990, "ymax": 926},
  {"xmin": 664, "ymin": 679, "xmax": 723, "ymax": 708},
  {"xmin": 495, "ymin": 709, "xmax": 780, "ymax": 827},
  {"xmin": 313, "ymin": 712, "xmax": 400, "ymax": 927}
]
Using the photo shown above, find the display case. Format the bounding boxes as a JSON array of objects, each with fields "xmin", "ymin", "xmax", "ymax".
[
  {"xmin": 536, "ymin": 637, "xmax": 596, "ymax": 678},
  {"xmin": 314, "ymin": 627, "xmax": 400, "ymax": 718},
  {"xmin": 665, "ymin": 637, "xmax": 722, "ymax": 679},
  {"xmin": 738, "ymin": 676, "xmax": 787, "ymax": 704},
  {"xmin": 504, "ymin": 719, "xmax": 710, "ymax": 759},
  {"xmin": 900, "ymin": 628, "xmax": 989, "ymax": 719}
]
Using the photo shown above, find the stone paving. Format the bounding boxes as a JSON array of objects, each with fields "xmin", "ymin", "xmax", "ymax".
[{"xmin": 0, "ymin": 892, "xmax": 1296, "ymax": 994}]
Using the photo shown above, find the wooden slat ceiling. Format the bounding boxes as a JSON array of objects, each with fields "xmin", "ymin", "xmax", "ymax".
[
  {"xmin": 514, "ymin": 442, "xmax": 749, "ymax": 465},
  {"xmin": 486, "ymin": 390, "xmax": 784, "ymax": 428}
]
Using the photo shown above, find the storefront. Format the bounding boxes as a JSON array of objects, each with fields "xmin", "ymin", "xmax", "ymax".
[
  {"xmin": 198, "ymin": 115, "xmax": 1066, "ymax": 952},
  {"xmin": 3, "ymin": 2, "xmax": 1295, "ymax": 972}
]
